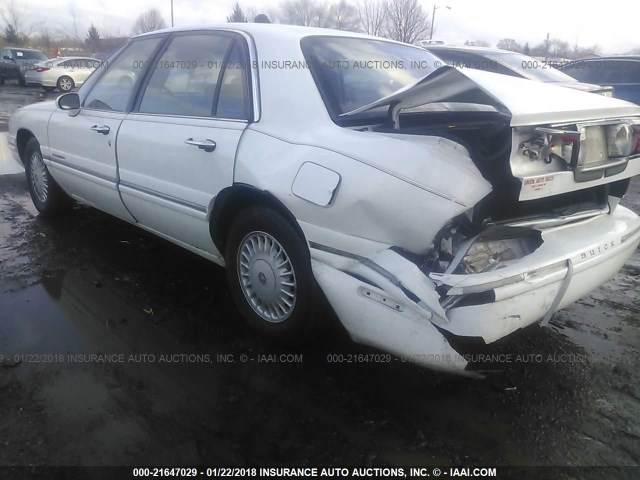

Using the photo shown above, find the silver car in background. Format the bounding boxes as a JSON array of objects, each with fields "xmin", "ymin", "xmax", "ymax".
[{"xmin": 25, "ymin": 57, "xmax": 100, "ymax": 92}]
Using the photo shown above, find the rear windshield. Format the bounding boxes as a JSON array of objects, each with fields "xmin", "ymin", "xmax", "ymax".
[
  {"xmin": 11, "ymin": 50, "xmax": 47, "ymax": 60},
  {"xmin": 301, "ymin": 36, "xmax": 440, "ymax": 119}
]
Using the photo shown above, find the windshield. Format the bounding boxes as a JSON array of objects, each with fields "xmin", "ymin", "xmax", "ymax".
[
  {"xmin": 11, "ymin": 49, "xmax": 47, "ymax": 61},
  {"xmin": 487, "ymin": 52, "xmax": 576, "ymax": 83},
  {"xmin": 301, "ymin": 36, "xmax": 441, "ymax": 119}
]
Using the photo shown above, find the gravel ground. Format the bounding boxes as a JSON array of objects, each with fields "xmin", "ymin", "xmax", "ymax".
[{"xmin": 0, "ymin": 84, "xmax": 638, "ymax": 477}]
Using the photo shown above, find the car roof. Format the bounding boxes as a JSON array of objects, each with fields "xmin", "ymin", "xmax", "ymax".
[
  {"xmin": 134, "ymin": 22, "xmax": 395, "ymax": 44},
  {"xmin": 53, "ymin": 56, "xmax": 98, "ymax": 61},
  {"xmin": 568, "ymin": 55, "xmax": 640, "ymax": 62},
  {"xmin": 425, "ymin": 45, "xmax": 514, "ymax": 55}
]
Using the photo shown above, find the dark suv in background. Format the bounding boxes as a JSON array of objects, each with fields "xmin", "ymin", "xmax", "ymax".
[
  {"xmin": 0, "ymin": 47, "xmax": 48, "ymax": 86},
  {"xmin": 560, "ymin": 56, "xmax": 640, "ymax": 104},
  {"xmin": 423, "ymin": 45, "xmax": 613, "ymax": 96}
]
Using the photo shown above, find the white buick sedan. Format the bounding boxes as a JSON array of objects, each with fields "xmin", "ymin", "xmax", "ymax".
[{"xmin": 8, "ymin": 25, "xmax": 640, "ymax": 375}]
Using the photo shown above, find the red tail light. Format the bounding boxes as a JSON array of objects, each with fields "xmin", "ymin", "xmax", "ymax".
[{"xmin": 35, "ymin": 67, "xmax": 50, "ymax": 72}]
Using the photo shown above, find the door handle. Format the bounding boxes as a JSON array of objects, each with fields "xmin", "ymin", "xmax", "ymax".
[
  {"xmin": 185, "ymin": 138, "xmax": 216, "ymax": 152},
  {"xmin": 90, "ymin": 125, "xmax": 110, "ymax": 135}
]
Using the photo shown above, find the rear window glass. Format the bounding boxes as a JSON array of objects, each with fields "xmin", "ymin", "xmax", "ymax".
[
  {"xmin": 301, "ymin": 36, "xmax": 440, "ymax": 118},
  {"xmin": 12, "ymin": 50, "xmax": 47, "ymax": 60}
]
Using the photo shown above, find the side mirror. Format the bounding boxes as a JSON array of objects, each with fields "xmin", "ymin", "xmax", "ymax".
[
  {"xmin": 56, "ymin": 92, "xmax": 80, "ymax": 111},
  {"xmin": 2, "ymin": 55, "xmax": 13, "ymax": 61}
]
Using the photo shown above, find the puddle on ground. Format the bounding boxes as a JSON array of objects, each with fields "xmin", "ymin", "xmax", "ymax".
[{"xmin": 1, "ymin": 174, "xmax": 639, "ymax": 467}]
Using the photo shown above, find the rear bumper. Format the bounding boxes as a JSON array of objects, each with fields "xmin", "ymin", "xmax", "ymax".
[
  {"xmin": 310, "ymin": 205, "xmax": 640, "ymax": 374},
  {"xmin": 432, "ymin": 205, "xmax": 640, "ymax": 342},
  {"xmin": 24, "ymin": 72, "xmax": 44, "ymax": 86}
]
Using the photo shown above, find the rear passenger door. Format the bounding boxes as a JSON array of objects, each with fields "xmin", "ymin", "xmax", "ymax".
[{"xmin": 116, "ymin": 32, "xmax": 252, "ymax": 258}]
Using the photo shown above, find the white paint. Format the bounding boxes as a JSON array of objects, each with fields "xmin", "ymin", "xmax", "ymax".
[
  {"xmin": 8, "ymin": 24, "xmax": 640, "ymax": 375},
  {"xmin": 460, "ymin": 68, "xmax": 640, "ymax": 127},
  {"xmin": 312, "ymin": 260, "xmax": 471, "ymax": 376},
  {"xmin": 291, "ymin": 162, "xmax": 340, "ymax": 207},
  {"xmin": 0, "ymin": 133, "xmax": 24, "ymax": 175}
]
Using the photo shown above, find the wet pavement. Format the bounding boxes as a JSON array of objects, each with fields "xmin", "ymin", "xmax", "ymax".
[{"xmin": 0, "ymin": 84, "xmax": 639, "ymax": 475}]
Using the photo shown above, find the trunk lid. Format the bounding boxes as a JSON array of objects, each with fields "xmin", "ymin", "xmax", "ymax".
[
  {"xmin": 343, "ymin": 67, "xmax": 640, "ymax": 209},
  {"xmin": 341, "ymin": 66, "xmax": 640, "ymax": 127}
]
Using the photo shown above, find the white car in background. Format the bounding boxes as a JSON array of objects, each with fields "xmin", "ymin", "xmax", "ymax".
[
  {"xmin": 25, "ymin": 56, "xmax": 100, "ymax": 92},
  {"xmin": 7, "ymin": 25, "xmax": 640, "ymax": 375}
]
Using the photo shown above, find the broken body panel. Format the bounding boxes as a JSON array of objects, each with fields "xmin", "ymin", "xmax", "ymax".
[
  {"xmin": 10, "ymin": 26, "xmax": 640, "ymax": 374},
  {"xmin": 284, "ymin": 67, "xmax": 640, "ymax": 374}
]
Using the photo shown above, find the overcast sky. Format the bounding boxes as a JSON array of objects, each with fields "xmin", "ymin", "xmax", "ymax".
[{"xmin": 10, "ymin": 0, "xmax": 640, "ymax": 54}]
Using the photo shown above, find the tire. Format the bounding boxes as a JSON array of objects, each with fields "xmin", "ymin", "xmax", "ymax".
[
  {"xmin": 57, "ymin": 75, "xmax": 74, "ymax": 92},
  {"xmin": 18, "ymin": 75, "xmax": 25, "ymax": 86},
  {"xmin": 0, "ymin": 77, "xmax": 5, "ymax": 85},
  {"xmin": 224, "ymin": 206, "xmax": 322, "ymax": 344},
  {"xmin": 24, "ymin": 137, "xmax": 72, "ymax": 216}
]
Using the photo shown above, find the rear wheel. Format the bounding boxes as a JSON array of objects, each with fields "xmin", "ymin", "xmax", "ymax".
[
  {"xmin": 224, "ymin": 206, "xmax": 322, "ymax": 344},
  {"xmin": 18, "ymin": 76, "xmax": 25, "ymax": 86},
  {"xmin": 57, "ymin": 76, "xmax": 74, "ymax": 92},
  {"xmin": 24, "ymin": 137, "xmax": 72, "ymax": 215}
]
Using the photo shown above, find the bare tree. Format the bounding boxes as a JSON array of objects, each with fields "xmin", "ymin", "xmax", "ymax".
[
  {"xmin": 357, "ymin": 0, "xmax": 386, "ymax": 36},
  {"xmin": 464, "ymin": 39, "xmax": 490, "ymax": 47},
  {"xmin": 384, "ymin": 0, "xmax": 430, "ymax": 44},
  {"xmin": 227, "ymin": 2, "xmax": 247, "ymax": 22},
  {"xmin": 548, "ymin": 38, "xmax": 570, "ymax": 58},
  {"xmin": 569, "ymin": 45, "xmax": 600, "ymax": 58},
  {"xmin": 61, "ymin": 5, "xmax": 82, "ymax": 44},
  {"xmin": 245, "ymin": 7, "xmax": 258, "ymax": 22},
  {"xmin": 131, "ymin": 9, "xmax": 167, "ymax": 35},
  {"xmin": 279, "ymin": 0, "xmax": 328, "ymax": 27},
  {"xmin": 1, "ymin": 0, "xmax": 32, "ymax": 43},
  {"xmin": 327, "ymin": 0, "xmax": 360, "ymax": 31},
  {"xmin": 32, "ymin": 26, "xmax": 55, "ymax": 50},
  {"xmin": 496, "ymin": 38, "xmax": 523, "ymax": 52}
]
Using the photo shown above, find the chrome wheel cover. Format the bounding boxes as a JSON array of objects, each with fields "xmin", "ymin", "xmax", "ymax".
[
  {"xmin": 59, "ymin": 77, "xmax": 72, "ymax": 91},
  {"xmin": 237, "ymin": 231, "xmax": 297, "ymax": 323},
  {"xmin": 29, "ymin": 151, "xmax": 48, "ymax": 204}
]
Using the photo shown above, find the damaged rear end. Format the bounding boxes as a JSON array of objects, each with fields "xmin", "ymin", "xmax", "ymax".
[{"xmin": 312, "ymin": 67, "xmax": 640, "ymax": 375}]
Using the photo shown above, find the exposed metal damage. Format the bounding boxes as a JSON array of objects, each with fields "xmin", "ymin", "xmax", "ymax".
[{"xmin": 306, "ymin": 67, "xmax": 640, "ymax": 374}]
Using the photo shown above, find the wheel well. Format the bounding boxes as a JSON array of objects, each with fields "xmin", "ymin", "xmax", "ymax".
[
  {"xmin": 16, "ymin": 129, "xmax": 35, "ymax": 162},
  {"xmin": 210, "ymin": 184, "xmax": 306, "ymax": 254}
]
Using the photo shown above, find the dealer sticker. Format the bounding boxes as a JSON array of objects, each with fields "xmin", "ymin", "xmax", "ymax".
[{"xmin": 523, "ymin": 174, "xmax": 555, "ymax": 192}]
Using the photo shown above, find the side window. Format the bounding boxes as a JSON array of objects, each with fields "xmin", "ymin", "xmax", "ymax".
[
  {"xmin": 601, "ymin": 61, "xmax": 640, "ymax": 84},
  {"xmin": 564, "ymin": 61, "xmax": 604, "ymax": 83},
  {"xmin": 83, "ymin": 37, "xmax": 162, "ymax": 112},
  {"xmin": 215, "ymin": 41, "xmax": 250, "ymax": 120},
  {"xmin": 138, "ymin": 34, "xmax": 233, "ymax": 117}
]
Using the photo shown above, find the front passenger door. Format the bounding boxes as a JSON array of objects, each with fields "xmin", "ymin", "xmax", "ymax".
[
  {"xmin": 116, "ymin": 33, "xmax": 252, "ymax": 258},
  {"xmin": 47, "ymin": 37, "xmax": 163, "ymax": 220}
]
